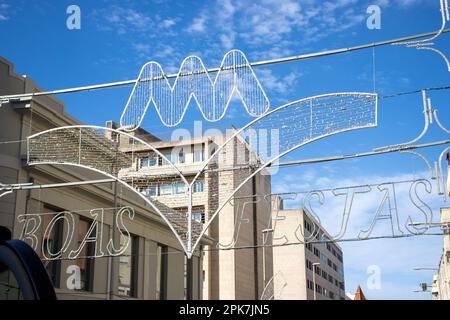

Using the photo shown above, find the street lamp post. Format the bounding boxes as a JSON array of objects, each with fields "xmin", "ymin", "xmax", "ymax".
[
  {"xmin": 312, "ymin": 262, "xmax": 320, "ymax": 301},
  {"xmin": 412, "ymin": 268, "xmax": 439, "ymax": 299}
]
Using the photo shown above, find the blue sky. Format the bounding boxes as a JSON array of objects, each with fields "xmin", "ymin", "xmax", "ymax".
[{"xmin": 1, "ymin": 0, "xmax": 450, "ymax": 299}]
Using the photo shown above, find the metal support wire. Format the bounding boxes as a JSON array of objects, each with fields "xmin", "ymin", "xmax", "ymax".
[
  {"xmin": 393, "ymin": 0, "xmax": 450, "ymax": 71},
  {"xmin": 1, "ymin": 139, "xmax": 449, "ymax": 195},
  {"xmin": 0, "ymin": 29, "xmax": 449, "ymax": 105}
]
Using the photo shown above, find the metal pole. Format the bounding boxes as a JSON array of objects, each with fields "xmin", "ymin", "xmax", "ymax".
[
  {"xmin": 262, "ymin": 244, "xmax": 266, "ymax": 288},
  {"xmin": 187, "ymin": 185, "xmax": 192, "ymax": 257},
  {"xmin": 106, "ymin": 181, "xmax": 118, "ymax": 300},
  {"xmin": 312, "ymin": 262, "xmax": 320, "ymax": 300},
  {"xmin": 313, "ymin": 270, "xmax": 317, "ymax": 301}
]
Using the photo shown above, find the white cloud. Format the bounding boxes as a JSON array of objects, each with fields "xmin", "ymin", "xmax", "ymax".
[
  {"xmin": 396, "ymin": 0, "xmax": 423, "ymax": 7},
  {"xmin": 256, "ymin": 68, "xmax": 301, "ymax": 94},
  {"xmin": 220, "ymin": 33, "xmax": 236, "ymax": 50},
  {"xmin": 189, "ymin": 0, "xmax": 383, "ymax": 53},
  {"xmin": 0, "ymin": 2, "xmax": 9, "ymax": 21},
  {"xmin": 186, "ymin": 15, "xmax": 207, "ymax": 33},
  {"xmin": 93, "ymin": 4, "xmax": 179, "ymax": 37},
  {"xmin": 162, "ymin": 18, "xmax": 176, "ymax": 28},
  {"xmin": 132, "ymin": 42, "xmax": 151, "ymax": 55}
]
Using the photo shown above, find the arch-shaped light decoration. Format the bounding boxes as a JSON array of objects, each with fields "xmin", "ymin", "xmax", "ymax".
[
  {"xmin": 120, "ymin": 49, "xmax": 270, "ymax": 130},
  {"xmin": 27, "ymin": 92, "xmax": 377, "ymax": 258}
]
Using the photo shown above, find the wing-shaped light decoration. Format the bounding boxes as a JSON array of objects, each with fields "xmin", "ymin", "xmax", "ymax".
[
  {"xmin": 189, "ymin": 92, "xmax": 377, "ymax": 253},
  {"xmin": 120, "ymin": 49, "xmax": 270, "ymax": 129},
  {"xmin": 27, "ymin": 93, "xmax": 377, "ymax": 257},
  {"xmin": 27, "ymin": 126, "xmax": 200, "ymax": 255}
]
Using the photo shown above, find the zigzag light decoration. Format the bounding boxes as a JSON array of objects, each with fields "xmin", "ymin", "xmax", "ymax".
[{"xmin": 120, "ymin": 50, "xmax": 270, "ymax": 129}]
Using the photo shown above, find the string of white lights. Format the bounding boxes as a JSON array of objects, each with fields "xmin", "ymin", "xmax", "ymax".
[{"xmin": 35, "ymin": 232, "xmax": 444, "ymax": 262}]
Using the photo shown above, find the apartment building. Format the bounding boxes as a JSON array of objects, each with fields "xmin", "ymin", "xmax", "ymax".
[
  {"xmin": 105, "ymin": 121, "xmax": 274, "ymax": 300},
  {"xmin": 431, "ymin": 207, "xmax": 450, "ymax": 300},
  {"xmin": 0, "ymin": 57, "xmax": 208, "ymax": 300},
  {"xmin": 271, "ymin": 197, "xmax": 346, "ymax": 300},
  {"xmin": 431, "ymin": 154, "xmax": 450, "ymax": 300}
]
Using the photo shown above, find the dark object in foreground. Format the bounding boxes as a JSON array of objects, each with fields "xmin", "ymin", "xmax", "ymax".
[{"xmin": 0, "ymin": 226, "xmax": 57, "ymax": 300}]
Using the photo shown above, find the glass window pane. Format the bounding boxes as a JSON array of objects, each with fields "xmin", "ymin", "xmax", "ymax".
[
  {"xmin": 41, "ymin": 210, "xmax": 63, "ymax": 288},
  {"xmin": 118, "ymin": 234, "xmax": 137, "ymax": 297},
  {"xmin": 140, "ymin": 185, "xmax": 158, "ymax": 196},
  {"xmin": 76, "ymin": 219, "xmax": 95, "ymax": 291},
  {"xmin": 161, "ymin": 151, "xmax": 172, "ymax": 165},
  {"xmin": 141, "ymin": 155, "xmax": 158, "ymax": 167},
  {"xmin": 194, "ymin": 180, "xmax": 204, "ymax": 193},
  {"xmin": 159, "ymin": 184, "xmax": 173, "ymax": 196},
  {"xmin": 175, "ymin": 182, "xmax": 186, "ymax": 195},
  {"xmin": 194, "ymin": 146, "xmax": 204, "ymax": 162}
]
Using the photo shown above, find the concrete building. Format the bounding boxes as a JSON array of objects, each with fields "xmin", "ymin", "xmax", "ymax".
[
  {"xmin": 0, "ymin": 57, "xmax": 208, "ymax": 300},
  {"xmin": 104, "ymin": 121, "xmax": 274, "ymax": 300},
  {"xmin": 431, "ymin": 208, "xmax": 450, "ymax": 300},
  {"xmin": 431, "ymin": 155, "xmax": 450, "ymax": 300},
  {"xmin": 271, "ymin": 198, "xmax": 346, "ymax": 300}
]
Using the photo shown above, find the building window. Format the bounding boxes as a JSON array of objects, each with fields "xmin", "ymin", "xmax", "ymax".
[
  {"xmin": 314, "ymin": 265, "xmax": 321, "ymax": 275},
  {"xmin": 193, "ymin": 211, "xmax": 204, "ymax": 223},
  {"xmin": 194, "ymin": 180, "xmax": 204, "ymax": 193},
  {"xmin": 76, "ymin": 218, "xmax": 95, "ymax": 292},
  {"xmin": 161, "ymin": 151, "xmax": 172, "ymax": 165},
  {"xmin": 118, "ymin": 234, "xmax": 139, "ymax": 297},
  {"xmin": 172, "ymin": 148, "xmax": 185, "ymax": 164},
  {"xmin": 328, "ymin": 274, "xmax": 333, "ymax": 283},
  {"xmin": 306, "ymin": 259, "xmax": 313, "ymax": 271},
  {"xmin": 139, "ymin": 185, "xmax": 158, "ymax": 196},
  {"xmin": 174, "ymin": 182, "xmax": 187, "ymax": 195},
  {"xmin": 322, "ymin": 270, "xmax": 328, "ymax": 279},
  {"xmin": 315, "ymin": 229, "xmax": 321, "ymax": 240},
  {"xmin": 141, "ymin": 155, "xmax": 158, "ymax": 168},
  {"xmin": 156, "ymin": 244, "xmax": 168, "ymax": 300},
  {"xmin": 307, "ymin": 279, "xmax": 314, "ymax": 290},
  {"xmin": 304, "ymin": 220, "xmax": 312, "ymax": 233},
  {"xmin": 194, "ymin": 146, "xmax": 204, "ymax": 162},
  {"xmin": 179, "ymin": 149, "xmax": 185, "ymax": 164},
  {"xmin": 41, "ymin": 208, "xmax": 64, "ymax": 288},
  {"xmin": 313, "ymin": 247, "xmax": 320, "ymax": 257},
  {"xmin": 159, "ymin": 183, "xmax": 173, "ymax": 196},
  {"xmin": 329, "ymin": 291, "xmax": 335, "ymax": 299},
  {"xmin": 315, "ymin": 284, "xmax": 322, "ymax": 294}
]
